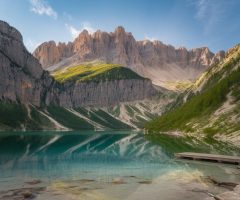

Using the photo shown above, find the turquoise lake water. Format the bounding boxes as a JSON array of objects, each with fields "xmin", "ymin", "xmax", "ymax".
[{"xmin": 0, "ymin": 131, "xmax": 239, "ymax": 200}]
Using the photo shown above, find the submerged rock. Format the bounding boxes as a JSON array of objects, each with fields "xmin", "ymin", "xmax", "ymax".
[
  {"xmin": 216, "ymin": 191, "xmax": 240, "ymax": 200},
  {"xmin": 111, "ymin": 178, "xmax": 126, "ymax": 184},
  {"xmin": 234, "ymin": 185, "xmax": 240, "ymax": 195},
  {"xmin": 0, "ymin": 187, "xmax": 45, "ymax": 200},
  {"xmin": 138, "ymin": 180, "xmax": 152, "ymax": 184},
  {"xmin": 204, "ymin": 185, "xmax": 240, "ymax": 200},
  {"xmin": 25, "ymin": 180, "xmax": 41, "ymax": 185},
  {"xmin": 22, "ymin": 190, "xmax": 33, "ymax": 199}
]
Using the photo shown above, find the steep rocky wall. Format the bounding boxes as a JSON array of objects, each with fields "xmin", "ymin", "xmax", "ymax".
[
  {"xmin": 0, "ymin": 52, "xmax": 49, "ymax": 105},
  {"xmin": 46, "ymin": 79, "xmax": 156, "ymax": 107},
  {"xmin": 0, "ymin": 21, "xmax": 54, "ymax": 106},
  {"xmin": 34, "ymin": 26, "xmax": 222, "ymax": 71}
]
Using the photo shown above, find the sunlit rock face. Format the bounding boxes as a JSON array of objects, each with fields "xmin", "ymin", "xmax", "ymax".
[
  {"xmin": 33, "ymin": 26, "xmax": 225, "ymax": 89},
  {"xmin": 0, "ymin": 20, "xmax": 52, "ymax": 106},
  {"xmin": 46, "ymin": 79, "xmax": 156, "ymax": 107}
]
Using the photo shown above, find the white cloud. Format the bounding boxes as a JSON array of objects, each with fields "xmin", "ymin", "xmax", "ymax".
[
  {"xmin": 65, "ymin": 22, "xmax": 95, "ymax": 38},
  {"xmin": 144, "ymin": 35, "xmax": 157, "ymax": 42},
  {"xmin": 65, "ymin": 24, "xmax": 80, "ymax": 38},
  {"xmin": 30, "ymin": 0, "xmax": 58, "ymax": 19},
  {"xmin": 25, "ymin": 38, "xmax": 41, "ymax": 52}
]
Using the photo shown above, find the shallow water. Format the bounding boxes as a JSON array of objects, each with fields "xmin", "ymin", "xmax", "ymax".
[{"xmin": 0, "ymin": 131, "xmax": 239, "ymax": 200}]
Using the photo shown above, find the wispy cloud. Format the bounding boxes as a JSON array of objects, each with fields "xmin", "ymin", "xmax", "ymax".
[
  {"xmin": 25, "ymin": 38, "xmax": 41, "ymax": 52},
  {"xmin": 144, "ymin": 35, "xmax": 157, "ymax": 42},
  {"xmin": 30, "ymin": 0, "xmax": 58, "ymax": 19},
  {"xmin": 65, "ymin": 22, "xmax": 95, "ymax": 38},
  {"xmin": 192, "ymin": 0, "xmax": 228, "ymax": 34}
]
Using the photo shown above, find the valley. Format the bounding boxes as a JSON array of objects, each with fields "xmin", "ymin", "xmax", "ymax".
[{"xmin": 0, "ymin": 19, "xmax": 239, "ymax": 146}]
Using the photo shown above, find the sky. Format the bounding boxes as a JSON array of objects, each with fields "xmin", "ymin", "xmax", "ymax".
[{"xmin": 0, "ymin": 0, "xmax": 240, "ymax": 53}]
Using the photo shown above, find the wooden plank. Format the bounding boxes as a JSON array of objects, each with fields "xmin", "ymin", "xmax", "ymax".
[{"xmin": 175, "ymin": 152, "xmax": 240, "ymax": 165}]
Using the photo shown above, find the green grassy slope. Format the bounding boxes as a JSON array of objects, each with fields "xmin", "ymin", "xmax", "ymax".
[
  {"xmin": 75, "ymin": 108, "xmax": 131, "ymax": 130},
  {"xmin": 46, "ymin": 106, "xmax": 94, "ymax": 130},
  {"xmin": 52, "ymin": 62, "xmax": 144, "ymax": 83},
  {"xmin": 145, "ymin": 45, "xmax": 240, "ymax": 137},
  {"xmin": 0, "ymin": 102, "xmax": 28, "ymax": 129},
  {"xmin": 0, "ymin": 103, "xmax": 132, "ymax": 131},
  {"xmin": 0, "ymin": 102, "xmax": 55, "ymax": 130},
  {"xmin": 0, "ymin": 95, "xmax": 174, "ymax": 131}
]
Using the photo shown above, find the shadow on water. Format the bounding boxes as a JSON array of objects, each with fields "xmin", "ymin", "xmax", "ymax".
[{"xmin": 146, "ymin": 133, "xmax": 240, "ymax": 157}]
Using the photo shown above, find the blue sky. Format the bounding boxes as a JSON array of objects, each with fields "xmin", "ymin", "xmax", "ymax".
[{"xmin": 0, "ymin": 0, "xmax": 240, "ymax": 52}]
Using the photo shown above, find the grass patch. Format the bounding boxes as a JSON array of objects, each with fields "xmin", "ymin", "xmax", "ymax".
[
  {"xmin": 52, "ymin": 62, "xmax": 144, "ymax": 83},
  {"xmin": 165, "ymin": 80, "xmax": 193, "ymax": 91},
  {"xmin": 0, "ymin": 101, "xmax": 28, "ymax": 129},
  {"xmin": 125, "ymin": 105, "xmax": 135, "ymax": 117},
  {"xmin": 203, "ymin": 127, "xmax": 219, "ymax": 138},
  {"xmin": 47, "ymin": 106, "xmax": 94, "ymax": 130},
  {"xmin": 144, "ymin": 111, "xmax": 157, "ymax": 119},
  {"xmin": 76, "ymin": 108, "xmax": 131, "ymax": 130},
  {"xmin": 0, "ymin": 102, "xmax": 53, "ymax": 130},
  {"xmin": 93, "ymin": 110, "xmax": 131, "ymax": 130},
  {"xmin": 27, "ymin": 107, "xmax": 55, "ymax": 130}
]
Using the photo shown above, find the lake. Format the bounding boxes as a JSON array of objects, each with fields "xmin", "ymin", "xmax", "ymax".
[{"xmin": 0, "ymin": 131, "xmax": 239, "ymax": 200}]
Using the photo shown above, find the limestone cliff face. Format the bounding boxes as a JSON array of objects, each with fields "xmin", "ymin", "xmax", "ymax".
[
  {"xmin": 0, "ymin": 21, "xmax": 43, "ymax": 78},
  {"xmin": 33, "ymin": 41, "xmax": 73, "ymax": 69},
  {"xmin": 0, "ymin": 21, "xmax": 53, "ymax": 106},
  {"xmin": 46, "ymin": 79, "xmax": 156, "ymax": 107},
  {"xmin": 0, "ymin": 21, "xmax": 156, "ymax": 107},
  {"xmin": 33, "ymin": 26, "xmax": 225, "ymax": 88}
]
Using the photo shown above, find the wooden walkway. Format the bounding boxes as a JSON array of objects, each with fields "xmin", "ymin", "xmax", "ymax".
[{"xmin": 175, "ymin": 152, "xmax": 240, "ymax": 165}]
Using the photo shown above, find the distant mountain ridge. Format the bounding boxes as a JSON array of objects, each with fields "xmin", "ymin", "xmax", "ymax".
[{"xmin": 33, "ymin": 26, "xmax": 225, "ymax": 90}]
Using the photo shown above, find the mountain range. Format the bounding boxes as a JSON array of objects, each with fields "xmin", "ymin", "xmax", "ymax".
[
  {"xmin": 33, "ymin": 26, "xmax": 225, "ymax": 90},
  {"xmin": 0, "ymin": 21, "xmax": 162, "ymax": 130},
  {"xmin": 0, "ymin": 20, "xmax": 239, "ymax": 146}
]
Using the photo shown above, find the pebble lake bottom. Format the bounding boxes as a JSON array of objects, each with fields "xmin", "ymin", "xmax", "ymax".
[{"xmin": 0, "ymin": 131, "xmax": 239, "ymax": 200}]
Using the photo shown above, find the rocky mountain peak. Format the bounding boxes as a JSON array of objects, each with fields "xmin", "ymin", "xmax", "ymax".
[
  {"xmin": 0, "ymin": 20, "xmax": 49, "ymax": 105},
  {"xmin": 0, "ymin": 21, "xmax": 23, "ymax": 42},
  {"xmin": 73, "ymin": 29, "xmax": 93, "ymax": 58},
  {"xmin": 0, "ymin": 20, "xmax": 43, "ymax": 79},
  {"xmin": 210, "ymin": 50, "xmax": 226, "ymax": 65},
  {"xmin": 74, "ymin": 29, "xmax": 91, "ymax": 42},
  {"xmin": 81, "ymin": 29, "xmax": 90, "ymax": 35},
  {"xmin": 178, "ymin": 47, "xmax": 187, "ymax": 51},
  {"xmin": 114, "ymin": 26, "xmax": 126, "ymax": 35},
  {"xmin": 93, "ymin": 30, "xmax": 110, "ymax": 42}
]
